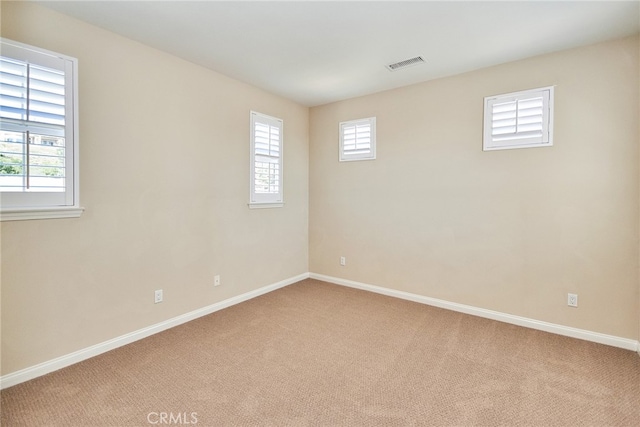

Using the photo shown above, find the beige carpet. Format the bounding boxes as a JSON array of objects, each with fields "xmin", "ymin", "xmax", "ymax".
[{"xmin": 2, "ymin": 279, "xmax": 639, "ymax": 426}]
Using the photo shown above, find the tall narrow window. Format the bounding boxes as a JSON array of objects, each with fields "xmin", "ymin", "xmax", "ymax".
[
  {"xmin": 0, "ymin": 38, "xmax": 81, "ymax": 220},
  {"xmin": 340, "ymin": 117, "xmax": 376, "ymax": 161},
  {"xmin": 249, "ymin": 111, "xmax": 283, "ymax": 208},
  {"xmin": 483, "ymin": 86, "xmax": 554, "ymax": 151}
]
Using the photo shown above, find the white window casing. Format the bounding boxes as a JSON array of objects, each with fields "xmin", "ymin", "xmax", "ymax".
[
  {"xmin": 483, "ymin": 86, "xmax": 554, "ymax": 151},
  {"xmin": 249, "ymin": 111, "xmax": 283, "ymax": 208},
  {"xmin": 0, "ymin": 38, "xmax": 82, "ymax": 220},
  {"xmin": 340, "ymin": 117, "xmax": 376, "ymax": 161}
]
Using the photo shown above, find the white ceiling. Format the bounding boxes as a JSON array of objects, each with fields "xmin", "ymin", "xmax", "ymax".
[{"xmin": 38, "ymin": 1, "xmax": 640, "ymax": 107}]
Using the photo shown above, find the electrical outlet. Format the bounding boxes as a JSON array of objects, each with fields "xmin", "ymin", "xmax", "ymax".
[
  {"xmin": 154, "ymin": 289, "xmax": 163, "ymax": 304},
  {"xmin": 214, "ymin": 275, "xmax": 221, "ymax": 287},
  {"xmin": 340, "ymin": 256, "xmax": 346, "ymax": 266},
  {"xmin": 567, "ymin": 293, "xmax": 578, "ymax": 307}
]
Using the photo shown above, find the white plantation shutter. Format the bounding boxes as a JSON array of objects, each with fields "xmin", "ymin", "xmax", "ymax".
[
  {"xmin": 0, "ymin": 38, "xmax": 78, "ymax": 212},
  {"xmin": 250, "ymin": 111, "xmax": 283, "ymax": 206},
  {"xmin": 1, "ymin": 59, "xmax": 66, "ymax": 126},
  {"xmin": 483, "ymin": 87, "xmax": 553, "ymax": 151},
  {"xmin": 340, "ymin": 117, "xmax": 376, "ymax": 161}
]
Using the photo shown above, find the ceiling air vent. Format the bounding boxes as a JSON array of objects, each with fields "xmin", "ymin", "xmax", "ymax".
[{"xmin": 386, "ymin": 56, "xmax": 425, "ymax": 71}]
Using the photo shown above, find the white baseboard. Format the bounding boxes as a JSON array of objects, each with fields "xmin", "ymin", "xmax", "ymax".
[
  {"xmin": 3, "ymin": 271, "xmax": 636, "ymax": 389},
  {"xmin": 310, "ymin": 273, "xmax": 640, "ymax": 353},
  {"xmin": 0, "ymin": 272, "xmax": 310, "ymax": 390}
]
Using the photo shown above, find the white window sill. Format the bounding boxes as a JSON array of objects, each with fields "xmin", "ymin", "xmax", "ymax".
[
  {"xmin": 339, "ymin": 156, "xmax": 376, "ymax": 162},
  {"xmin": 248, "ymin": 202, "xmax": 284, "ymax": 209},
  {"xmin": 483, "ymin": 141, "xmax": 552, "ymax": 151},
  {"xmin": 0, "ymin": 206, "xmax": 85, "ymax": 221}
]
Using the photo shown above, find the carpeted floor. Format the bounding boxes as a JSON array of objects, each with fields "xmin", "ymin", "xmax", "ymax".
[{"xmin": 2, "ymin": 279, "xmax": 639, "ymax": 426}]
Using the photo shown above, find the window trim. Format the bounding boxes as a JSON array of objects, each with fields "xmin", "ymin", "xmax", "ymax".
[
  {"xmin": 0, "ymin": 206, "xmax": 84, "ymax": 221},
  {"xmin": 483, "ymin": 86, "xmax": 554, "ymax": 151},
  {"xmin": 248, "ymin": 111, "xmax": 283, "ymax": 209},
  {"xmin": 0, "ymin": 38, "xmax": 82, "ymax": 221},
  {"xmin": 339, "ymin": 117, "xmax": 376, "ymax": 162}
]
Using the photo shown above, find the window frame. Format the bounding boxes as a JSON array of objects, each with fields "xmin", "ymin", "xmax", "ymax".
[
  {"xmin": 483, "ymin": 86, "xmax": 554, "ymax": 151},
  {"xmin": 0, "ymin": 38, "xmax": 82, "ymax": 221},
  {"xmin": 249, "ymin": 111, "xmax": 283, "ymax": 209},
  {"xmin": 339, "ymin": 117, "xmax": 376, "ymax": 162}
]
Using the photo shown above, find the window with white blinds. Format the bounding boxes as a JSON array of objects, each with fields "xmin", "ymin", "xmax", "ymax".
[
  {"xmin": 0, "ymin": 38, "xmax": 80, "ymax": 220},
  {"xmin": 249, "ymin": 111, "xmax": 283, "ymax": 207},
  {"xmin": 340, "ymin": 117, "xmax": 376, "ymax": 161},
  {"xmin": 483, "ymin": 87, "xmax": 554, "ymax": 151}
]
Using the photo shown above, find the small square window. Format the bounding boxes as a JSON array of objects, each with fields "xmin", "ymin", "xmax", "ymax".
[
  {"xmin": 339, "ymin": 117, "xmax": 376, "ymax": 161},
  {"xmin": 483, "ymin": 87, "xmax": 554, "ymax": 151}
]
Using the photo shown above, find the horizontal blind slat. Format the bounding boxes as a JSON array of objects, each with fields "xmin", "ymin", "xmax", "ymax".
[{"xmin": 492, "ymin": 130, "xmax": 543, "ymax": 141}]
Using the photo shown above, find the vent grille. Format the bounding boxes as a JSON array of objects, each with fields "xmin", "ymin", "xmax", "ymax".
[{"xmin": 386, "ymin": 56, "xmax": 425, "ymax": 71}]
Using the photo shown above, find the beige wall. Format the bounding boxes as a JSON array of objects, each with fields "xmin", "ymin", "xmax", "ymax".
[
  {"xmin": 1, "ymin": 2, "xmax": 639, "ymax": 380},
  {"xmin": 0, "ymin": 2, "xmax": 309, "ymax": 375},
  {"xmin": 310, "ymin": 36, "xmax": 639, "ymax": 340}
]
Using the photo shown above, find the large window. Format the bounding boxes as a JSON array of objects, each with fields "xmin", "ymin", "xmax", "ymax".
[
  {"xmin": 0, "ymin": 38, "xmax": 81, "ymax": 220},
  {"xmin": 249, "ymin": 111, "xmax": 283, "ymax": 208},
  {"xmin": 340, "ymin": 117, "xmax": 376, "ymax": 161},
  {"xmin": 483, "ymin": 86, "xmax": 554, "ymax": 151}
]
